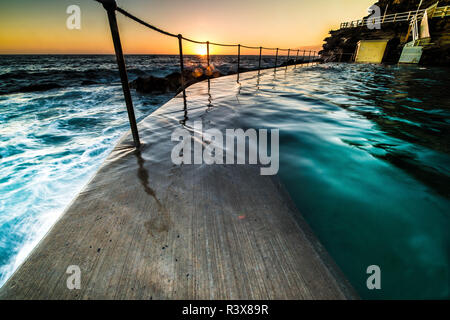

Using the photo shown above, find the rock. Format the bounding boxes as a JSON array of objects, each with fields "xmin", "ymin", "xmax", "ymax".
[
  {"xmin": 19, "ymin": 83, "xmax": 62, "ymax": 93},
  {"xmin": 81, "ymin": 80, "xmax": 97, "ymax": 86},
  {"xmin": 130, "ymin": 66, "xmax": 225, "ymax": 94},
  {"xmin": 279, "ymin": 59, "xmax": 300, "ymax": 67},
  {"xmin": 130, "ymin": 75, "xmax": 172, "ymax": 93}
]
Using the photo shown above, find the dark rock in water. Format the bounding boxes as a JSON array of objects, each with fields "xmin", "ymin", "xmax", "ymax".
[
  {"xmin": 320, "ymin": 0, "xmax": 450, "ymax": 66},
  {"xmin": 130, "ymin": 66, "xmax": 224, "ymax": 94},
  {"xmin": 279, "ymin": 59, "xmax": 301, "ymax": 67},
  {"xmin": 81, "ymin": 80, "xmax": 97, "ymax": 86},
  {"xmin": 130, "ymin": 75, "xmax": 173, "ymax": 94},
  {"xmin": 18, "ymin": 83, "xmax": 62, "ymax": 93}
]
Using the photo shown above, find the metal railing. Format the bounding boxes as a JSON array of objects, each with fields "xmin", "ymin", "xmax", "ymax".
[
  {"xmin": 340, "ymin": 9, "xmax": 427, "ymax": 29},
  {"xmin": 434, "ymin": 5, "xmax": 450, "ymax": 17},
  {"xmin": 95, "ymin": 0, "xmax": 319, "ymax": 148},
  {"xmin": 340, "ymin": 5, "xmax": 450, "ymax": 29}
]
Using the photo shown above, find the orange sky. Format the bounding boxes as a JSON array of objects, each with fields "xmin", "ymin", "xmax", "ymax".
[{"xmin": 0, "ymin": 0, "xmax": 376, "ymax": 55}]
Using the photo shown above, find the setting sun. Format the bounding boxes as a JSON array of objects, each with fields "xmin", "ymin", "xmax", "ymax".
[{"xmin": 196, "ymin": 45, "xmax": 208, "ymax": 56}]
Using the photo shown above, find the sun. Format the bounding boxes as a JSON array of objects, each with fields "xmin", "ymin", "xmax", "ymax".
[{"xmin": 196, "ymin": 46, "xmax": 208, "ymax": 56}]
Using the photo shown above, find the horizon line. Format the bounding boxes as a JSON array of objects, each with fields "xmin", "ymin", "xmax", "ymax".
[{"xmin": 0, "ymin": 52, "xmax": 322, "ymax": 56}]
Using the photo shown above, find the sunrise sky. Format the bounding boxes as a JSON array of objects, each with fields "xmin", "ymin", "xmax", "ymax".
[{"xmin": 0, "ymin": 0, "xmax": 376, "ymax": 55}]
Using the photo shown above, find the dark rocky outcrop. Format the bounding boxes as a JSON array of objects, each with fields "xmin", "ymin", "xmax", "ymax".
[
  {"xmin": 8, "ymin": 83, "xmax": 63, "ymax": 94},
  {"xmin": 320, "ymin": 0, "xmax": 450, "ymax": 66},
  {"xmin": 130, "ymin": 66, "xmax": 223, "ymax": 94}
]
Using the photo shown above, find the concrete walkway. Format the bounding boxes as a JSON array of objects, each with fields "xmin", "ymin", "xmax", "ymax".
[{"xmin": 0, "ymin": 68, "xmax": 357, "ymax": 299}]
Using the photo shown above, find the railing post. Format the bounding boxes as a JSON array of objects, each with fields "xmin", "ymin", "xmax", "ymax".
[
  {"xmin": 286, "ymin": 49, "xmax": 290, "ymax": 70},
  {"xmin": 416, "ymin": 0, "xmax": 423, "ymax": 17},
  {"xmin": 382, "ymin": 4, "xmax": 389, "ymax": 23},
  {"xmin": 295, "ymin": 49, "xmax": 299, "ymax": 66},
  {"xmin": 302, "ymin": 50, "xmax": 306, "ymax": 65},
  {"xmin": 258, "ymin": 46, "xmax": 262, "ymax": 72},
  {"xmin": 206, "ymin": 41, "xmax": 210, "ymax": 68},
  {"xmin": 178, "ymin": 34, "xmax": 185, "ymax": 90},
  {"xmin": 308, "ymin": 50, "xmax": 311, "ymax": 65},
  {"xmin": 101, "ymin": 0, "xmax": 140, "ymax": 148},
  {"xmin": 274, "ymin": 48, "xmax": 278, "ymax": 72},
  {"xmin": 237, "ymin": 44, "xmax": 240, "ymax": 83}
]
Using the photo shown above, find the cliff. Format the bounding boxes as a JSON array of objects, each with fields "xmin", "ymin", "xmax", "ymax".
[{"xmin": 320, "ymin": 0, "xmax": 450, "ymax": 66}]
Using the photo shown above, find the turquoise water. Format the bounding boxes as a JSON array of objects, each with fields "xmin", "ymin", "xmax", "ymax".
[{"xmin": 234, "ymin": 63, "xmax": 449, "ymax": 299}]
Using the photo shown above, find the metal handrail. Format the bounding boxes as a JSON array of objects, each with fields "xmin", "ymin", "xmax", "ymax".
[
  {"xmin": 340, "ymin": 8, "xmax": 427, "ymax": 29},
  {"xmin": 340, "ymin": 6, "xmax": 450, "ymax": 29},
  {"xmin": 95, "ymin": 0, "xmax": 318, "ymax": 148}
]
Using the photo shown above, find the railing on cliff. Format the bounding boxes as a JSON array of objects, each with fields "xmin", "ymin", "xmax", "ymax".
[
  {"xmin": 95, "ymin": 0, "xmax": 318, "ymax": 148},
  {"xmin": 339, "ymin": 5, "xmax": 450, "ymax": 29}
]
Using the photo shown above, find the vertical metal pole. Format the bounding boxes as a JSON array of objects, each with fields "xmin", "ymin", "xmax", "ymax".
[
  {"xmin": 178, "ymin": 34, "xmax": 185, "ymax": 90},
  {"xmin": 206, "ymin": 41, "xmax": 210, "ymax": 89},
  {"xmin": 102, "ymin": 0, "xmax": 140, "ymax": 148},
  {"xmin": 416, "ymin": 0, "xmax": 424, "ymax": 17},
  {"xmin": 206, "ymin": 41, "xmax": 210, "ymax": 68},
  {"xmin": 308, "ymin": 50, "xmax": 311, "ymax": 65},
  {"xmin": 382, "ymin": 4, "xmax": 389, "ymax": 23},
  {"xmin": 274, "ymin": 48, "xmax": 278, "ymax": 72},
  {"xmin": 178, "ymin": 34, "xmax": 188, "ymax": 125},
  {"xmin": 286, "ymin": 49, "xmax": 290, "ymax": 70},
  {"xmin": 302, "ymin": 50, "xmax": 306, "ymax": 65},
  {"xmin": 258, "ymin": 46, "xmax": 262, "ymax": 72},
  {"xmin": 180, "ymin": 89, "xmax": 188, "ymax": 126},
  {"xmin": 295, "ymin": 49, "xmax": 299, "ymax": 66},
  {"xmin": 237, "ymin": 44, "xmax": 240, "ymax": 83}
]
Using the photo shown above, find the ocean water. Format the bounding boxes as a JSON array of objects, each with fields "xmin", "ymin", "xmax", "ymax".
[
  {"xmin": 0, "ymin": 56, "xmax": 448, "ymax": 299},
  {"xmin": 0, "ymin": 54, "xmax": 290, "ymax": 286}
]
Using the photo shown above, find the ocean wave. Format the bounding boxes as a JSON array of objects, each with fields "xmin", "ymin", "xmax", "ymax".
[{"xmin": 0, "ymin": 68, "xmax": 143, "ymax": 95}]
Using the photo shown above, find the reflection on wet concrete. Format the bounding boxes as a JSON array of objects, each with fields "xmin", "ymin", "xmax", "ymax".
[
  {"xmin": 134, "ymin": 146, "xmax": 155, "ymax": 198},
  {"xmin": 179, "ymin": 89, "xmax": 188, "ymax": 126},
  {"xmin": 134, "ymin": 147, "xmax": 171, "ymax": 237},
  {"xmin": 206, "ymin": 79, "xmax": 213, "ymax": 112}
]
